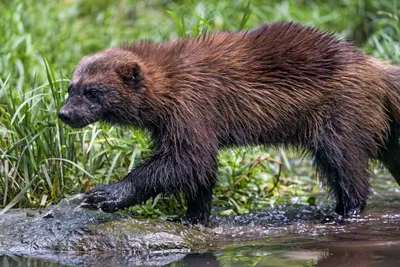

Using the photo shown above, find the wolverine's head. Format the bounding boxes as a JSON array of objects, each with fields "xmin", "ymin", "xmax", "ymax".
[{"xmin": 59, "ymin": 48, "xmax": 147, "ymax": 128}]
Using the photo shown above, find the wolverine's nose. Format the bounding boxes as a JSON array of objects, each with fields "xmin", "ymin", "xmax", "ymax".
[{"xmin": 58, "ymin": 109, "xmax": 71, "ymax": 122}]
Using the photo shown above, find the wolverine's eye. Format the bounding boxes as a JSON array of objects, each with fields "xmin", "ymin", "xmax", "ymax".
[{"xmin": 85, "ymin": 89, "xmax": 99, "ymax": 99}]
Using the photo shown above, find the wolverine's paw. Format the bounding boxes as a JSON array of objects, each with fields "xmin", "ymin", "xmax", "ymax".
[
  {"xmin": 82, "ymin": 183, "xmax": 134, "ymax": 213},
  {"xmin": 167, "ymin": 217, "xmax": 209, "ymax": 226},
  {"xmin": 335, "ymin": 202, "xmax": 365, "ymax": 217}
]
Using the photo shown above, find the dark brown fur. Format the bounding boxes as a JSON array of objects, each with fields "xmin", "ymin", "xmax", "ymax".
[{"xmin": 59, "ymin": 22, "xmax": 400, "ymax": 224}]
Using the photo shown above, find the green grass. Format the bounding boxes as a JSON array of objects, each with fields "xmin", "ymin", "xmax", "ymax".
[{"xmin": 1, "ymin": 0, "xmax": 399, "ymax": 218}]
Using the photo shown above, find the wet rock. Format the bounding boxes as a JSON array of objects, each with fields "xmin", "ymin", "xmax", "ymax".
[{"xmin": 0, "ymin": 195, "xmax": 214, "ymax": 266}]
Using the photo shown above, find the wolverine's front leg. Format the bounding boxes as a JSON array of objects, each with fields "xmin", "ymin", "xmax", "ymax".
[
  {"xmin": 83, "ymin": 147, "xmax": 218, "ymax": 225},
  {"xmin": 82, "ymin": 176, "xmax": 154, "ymax": 212},
  {"xmin": 82, "ymin": 155, "xmax": 177, "ymax": 212}
]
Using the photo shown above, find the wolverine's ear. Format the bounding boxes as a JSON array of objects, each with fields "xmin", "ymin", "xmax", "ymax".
[
  {"xmin": 121, "ymin": 62, "xmax": 144, "ymax": 90},
  {"xmin": 131, "ymin": 63, "xmax": 141, "ymax": 80},
  {"xmin": 121, "ymin": 62, "xmax": 141, "ymax": 80}
]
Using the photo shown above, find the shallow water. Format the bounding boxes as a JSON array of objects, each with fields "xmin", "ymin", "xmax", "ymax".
[
  {"xmin": 1, "ymin": 190, "xmax": 400, "ymax": 267},
  {"xmin": 2, "ymin": 241, "xmax": 400, "ymax": 267}
]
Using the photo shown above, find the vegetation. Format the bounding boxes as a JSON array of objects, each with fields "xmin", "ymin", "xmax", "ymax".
[{"xmin": 0, "ymin": 0, "xmax": 399, "ymax": 218}]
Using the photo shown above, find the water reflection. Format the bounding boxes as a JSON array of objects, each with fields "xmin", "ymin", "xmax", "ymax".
[
  {"xmin": 3, "ymin": 246, "xmax": 400, "ymax": 267},
  {"xmin": 1, "ymin": 254, "xmax": 62, "ymax": 267},
  {"xmin": 177, "ymin": 246, "xmax": 400, "ymax": 267}
]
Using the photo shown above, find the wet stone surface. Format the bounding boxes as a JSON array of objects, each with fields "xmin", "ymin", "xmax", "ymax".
[
  {"xmin": 0, "ymin": 195, "xmax": 206, "ymax": 265},
  {"xmin": 1, "ymin": 192, "xmax": 400, "ymax": 266}
]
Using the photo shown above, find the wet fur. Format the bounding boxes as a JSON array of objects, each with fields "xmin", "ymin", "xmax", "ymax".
[{"xmin": 59, "ymin": 22, "xmax": 400, "ymax": 225}]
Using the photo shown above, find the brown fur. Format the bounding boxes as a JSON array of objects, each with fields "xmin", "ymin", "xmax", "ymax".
[{"xmin": 59, "ymin": 22, "xmax": 400, "ymax": 224}]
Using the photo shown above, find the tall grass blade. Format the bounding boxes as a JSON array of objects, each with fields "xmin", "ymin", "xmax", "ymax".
[
  {"xmin": 167, "ymin": 10, "xmax": 185, "ymax": 37},
  {"xmin": 239, "ymin": 2, "xmax": 252, "ymax": 30},
  {"xmin": 0, "ymin": 176, "xmax": 38, "ymax": 215}
]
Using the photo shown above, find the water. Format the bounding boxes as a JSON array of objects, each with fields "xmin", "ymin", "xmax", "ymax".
[
  {"xmin": 2, "ymin": 243, "xmax": 400, "ymax": 266},
  {"xmin": 2, "ymin": 206, "xmax": 400, "ymax": 266}
]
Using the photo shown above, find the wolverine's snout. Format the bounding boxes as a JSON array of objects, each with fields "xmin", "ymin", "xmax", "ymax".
[
  {"xmin": 58, "ymin": 105, "xmax": 92, "ymax": 129},
  {"xmin": 58, "ymin": 107, "xmax": 72, "ymax": 123}
]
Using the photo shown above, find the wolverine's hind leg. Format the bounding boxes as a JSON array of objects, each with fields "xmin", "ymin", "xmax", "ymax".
[
  {"xmin": 379, "ymin": 122, "xmax": 400, "ymax": 185},
  {"xmin": 311, "ymin": 135, "xmax": 371, "ymax": 216},
  {"xmin": 184, "ymin": 183, "xmax": 215, "ymax": 225}
]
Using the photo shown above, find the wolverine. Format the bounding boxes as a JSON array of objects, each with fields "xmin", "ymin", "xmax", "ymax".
[{"xmin": 59, "ymin": 22, "xmax": 400, "ymax": 225}]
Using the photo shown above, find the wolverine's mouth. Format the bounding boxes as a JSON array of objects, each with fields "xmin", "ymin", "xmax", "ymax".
[
  {"xmin": 62, "ymin": 120, "xmax": 95, "ymax": 129},
  {"xmin": 58, "ymin": 108, "xmax": 99, "ymax": 129}
]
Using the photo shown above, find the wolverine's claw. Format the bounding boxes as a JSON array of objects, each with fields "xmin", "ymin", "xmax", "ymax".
[{"xmin": 81, "ymin": 182, "xmax": 135, "ymax": 213}]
